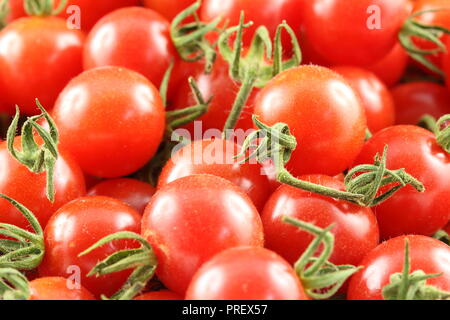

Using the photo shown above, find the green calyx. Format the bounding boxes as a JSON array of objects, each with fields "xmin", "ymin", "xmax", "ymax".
[
  {"xmin": 24, "ymin": 0, "xmax": 67, "ymax": 16},
  {"xmin": 0, "ymin": 268, "xmax": 30, "ymax": 300},
  {"xmin": 0, "ymin": 0, "xmax": 10, "ymax": 29},
  {"xmin": 0, "ymin": 194, "xmax": 44, "ymax": 271},
  {"xmin": 382, "ymin": 239, "xmax": 450, "ymax": 300},
  {"xmin": 7, "ymin": 100, "xmax": 59, "ymax": 202},
  {"xmin": 435, "ymin": 114, "xmax": 450, "ymax": 153},
  {"xmin": 79, "ymin": 232, "xmax": 157, "ymax": 300},
  {"xmin": 171, "ymin": 0, "xmax": 221, "ymax": 74},
  {"xmin": 399, "ymin": 9, "xmax": 450, "ymax": 76},
  {"xmin": 283, "ymin": 216, "xmax": 361, "ymax": 300}
]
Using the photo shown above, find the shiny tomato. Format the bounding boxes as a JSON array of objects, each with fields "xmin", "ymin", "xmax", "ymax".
[
  {"xmin": 0, "ymin": 17, "xmax": 84, "ymax": 115},
  {"xmin": 348, "ymin": 235, "xmax": 450, "ymax": 300},
  {"xmin": 83, "ymin": 7, "xmax": 175, "ymax": 87},
  {"xmin": 186, "ymin": 247, "xmax": 308, "ymax": 300},
  {"xmin": 366, "ymin": 44, "xmax": 409, "ymax": 87},
  {"xmin": 0, "ymin": 138, "xmax": 86, "ymax": 230},
  {"xmin": 332, "ymin": 66, "xmax": 396, "ymax": 133},
  {"xmin": 134, "ymin": 290, "xmax": 183, "ymax": 300},
  {"xmin": 157, "ymin": 139, "xmax": 271, "ymax": 211},
  {"xmin": 38, "ymin": 196, "xmax": 142, "ymax": 298},
  {"xmin": 254, "ymin": 65, "xmax": 367, "ymax": 177},
  {"xmin": 88, "ymin": 178, "xmax": 155, "ymax": 214},
  {"xmin": 29, "ymin": 277, "xmax": 95, "ymax": 300},
  {"xmin": 143, "ymin": 0, "xmax": 196, "ymax": 21},
  {"xmin": 262, "ymin": 175, "xmax": 379, "ymax": 266},
  {"xmin": 52, "ymin": 66, "xmax": 166, "ymax": 178},
  {"xmin": 302, "ymin": 0, "xmax": 410, "ymax": 66},
  {"xmin": 353, "ymin": 125, "xmax": 450, "ymax": 239},
  {"xmin": 142, "ymin": 174, "xmax": 264, "ymax": 294},
  {"xmin": 391, "ymin": 81, "xmax": 450, "ymax": 125}
]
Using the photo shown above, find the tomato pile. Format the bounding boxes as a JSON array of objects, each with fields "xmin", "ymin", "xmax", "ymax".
[{"xmin": 0, "ymin": 0, "xmax": 449, "ymax": 301}]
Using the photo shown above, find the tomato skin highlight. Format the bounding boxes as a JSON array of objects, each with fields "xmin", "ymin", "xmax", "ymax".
[
  {"xmin": 186, "ymin": 247, "xmax": 308, "ymax": 300},
  {"xmin": 52, "ymin": 66, "xmax": 166, "ymax": 178},
  {"xmin": 353, "ymin": 125, "xmax": 450, "ymax": 239},
  {"xmin": 142, "ymin": 174, "xmax": 264, "ymax": 295},
  {"xmin": 302, "ymin": 0, "xmax": 410, "ymax": 66},
  {"xmin": 158, "ymin": 139, "xmax": 271, "ymax": 212},
  {"xmin": 38, "ymin": 196, "xmax": 142, "ymax": 298},
  {"xmin": 391, "ymin": 82, "xmax": 450, "ymax": 125},
  {"xmin": 0, "ymin": 17, "xmax": 85, "ymax": 115},
  {"xmin": 348, "ymin": 235, "xmax": 450, "ymax": 300},
  {"xmin": 83, "ymin": 7, "xmax": 175, "ymax": 87},
  {"xmin": 0, "ymin": 138, "xmax": 86, "ymax": 230},
  {"xmin": 29, "ymin": 277, "xmax": 96, "ymax": 300},
  {"xmin": 134, "ymin": 290, "xmax": 183, "ymax": 300},
  {"xmin": 88, "ymin": 178, "xmax": 155, "ymax": 215},
  {"xmin": 332, "ymin": 66, "xmax": 396, "ymax": 133},
  {"xmin": 254, "ymin": 65, "xmax": 367, "ymax": 177},
  {"xmin": 262, "ymin": 175, "xmax": 379, "ymax": 267}
]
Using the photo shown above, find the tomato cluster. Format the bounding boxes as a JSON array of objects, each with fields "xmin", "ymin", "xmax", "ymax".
[{"xmin": 0, "ymin": 0, "xmax": 449, "ymax": 301}]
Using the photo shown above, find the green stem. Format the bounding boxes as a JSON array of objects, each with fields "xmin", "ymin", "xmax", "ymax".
[
  {"xmin": 0, "ymin": 0, "xmax": 9, "ymax": 29},
  {"xmin": 0, "ymin": 268, "xmax": 30, "ymax": 300},
  {"xmin": 24, "ymin": 0, "xmax": 67, "ymax": 16},
  {"xmin": 436, "ymin": 114, "xmax": 450, "ymax": 153}
]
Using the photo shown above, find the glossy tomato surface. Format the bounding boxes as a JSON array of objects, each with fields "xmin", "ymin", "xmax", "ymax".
[
  {"xmin": 254, "ymin": 65, "xmax": 367, "ymax": 176},
  {"xmin": 29, "ymin": 277, "xmax": 95, "ymax": 300},
  {"xmin": 366, "ymin": 44, "xmax": 409, "ymax": 87},
  {"xmin": 353, "ymin": 125, "xmax": 450, "ymax": 239},
  {"xmin": 142, "ymin": 174, "xmax": 264, "ymax": 294},
  {"xmin": 84, "ymin": 7, "xmax": 175, "ymax": 87},
  {"xmin": 39, "ymin": 196, "xmax": 142, "ymax": 298},
  {"xmin": 158, "ymin": 139, "xmax": 271, "ymax": 211},
  {"xmin": 186, "ymin": 247, "xmax": 308, "ymax": 300},
  {"xmin": 0, "ymin": 17, "xmax": 84, "ymax": 115},
  {"xmin": 52, "ymin": 66, "xmax": 165, "ymax": 178},
  {"xmin": 262, "ymin": 175, "xmax": 379, "ymax": 266},
  {"xmin": 348, "ymin": 235, "xmax": 450, "ymax": 300}
]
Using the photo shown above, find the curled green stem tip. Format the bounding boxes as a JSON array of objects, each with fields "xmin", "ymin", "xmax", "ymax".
[{"xmin": 0, "ymin": 268, "xmax": 30, "ymax": 300}]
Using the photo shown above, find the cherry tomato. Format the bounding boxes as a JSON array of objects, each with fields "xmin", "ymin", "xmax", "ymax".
[
  {"xmin": 353, "ymin": 125, "xmax": 450, "ymax": 239},
  {"xmin": 391, "ymin": 81, "xmax": 450, "ymax": 125},
  {"xmin": 39, "ymin": 196, "xmax": 142, "ymax": 298},
  {"xmin": 134, "ymin": 290, "xmax": 183, "ymax": 300},
  {"xmin": 158, "ymin": 138, "xmax": 271, "ymax": 211},
  {"xmin": 186, "ymin": 247, "xmax": 308, "ymax": 300},
  {"xmin": 29, "ymin": 277, "xmax": 95, "ymax": 300},
  {"xmin": 142, "ymin": 174, "xmax": 264, "ymax": 294},
  {"xmin": 254, "ymin": 65, "xmax": 367, "ymax": 177},
  {"xmin": 143, "ymin": 0, "xmax": 197, "ymax": 21},
  {"xmin": 302, "ymin": 0, "xmax": 410, "ymax": 66},
  {"xmin": 262, "ymin": 175, "xmax": 379, "ymax": 266},
  {"xmin": 366, "ymin": 44, "xmax": 409, "ymax": 87},
  {"xmin": 0, "ymin": 138, "xmax": 86, "ymax": 230},
  {"xmin": 83, "ymin": 7, "xmax": 175, "ymax": 87},
  {"xmin": 88, "ymin": 178, "xmax": 155, "ymax": 215},
  {"xmin": 442, "ymin": 37, "xmax": 450, "ymax": 89},
  {"xmin": 5, "ymin": 0, "xmax": 26, "ymax": 23},
  {"xmin": 52, "ymin": 66, "xmax": 166, "ymax": 178},
  {"xmin": 332, "ymin": 66, "xmax": 395, "ymax": 133},
  {"xmin": 348, "ymin": 235, "xmax": 450, "ymax": 300},
  {"xmin": 0, "ymin": 17, "xmax": 84, "ymax": 115}
]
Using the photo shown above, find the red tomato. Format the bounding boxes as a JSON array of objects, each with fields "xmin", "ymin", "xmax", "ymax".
[
  {"xmin": 302, "ymin": 0, "xmax": 410, "ymax": 66},
  {"xmin": 158, "ymin": 139, "xmax": 271, "ymax": 211},
  {"xmin": 52, "ymin": 66, "xmax": 166, "ymax": 178},
  {"xmin": 391, "ymin": 82, "xmax": 450, "ymax": 125},
  {"xmin": 442, "ymin": 37, "xmax": 450, "ymax": 89},
  {"xmin": 134, "ymin": 290, "xmax": 183, "ymax": 300},
  {"xmin": 0, "ymin": 17, "xmax": 84, "ymax": 115},
  {"xmin": 0, "ymin": 138, "xmax": 86, "ymax": 230},
  {"xmin": 5, "ymin": 0, "xmax": 26, "ymax": 23},
  {"xmin": 83, "ymin": 7, "xmax": 175, "ymax": 87},
  {"xmin": 88, "ymin": 178, "xmax": 155, "ymax": 214},
  {"xmin": 332, "ymin": 66, "xmax": 395, "ymax": 133},
  {"xmin": 143, "ymin": 0, "xmax": 197, "ymax": 21},
  {"xmin": 262, "ymin": 175, "xmax": 379, "ymax": 266},
  {"xmin": 366, "ymin": 44, "xmax": 409, "ymax": 87},
  {"xmin": 171, "ymin": 57, "xmax": 257, "ymax": 134},
  {"xmin": 353, "ymin": 125, "xmax": 450, "ymax": 239},
  {"xmin": 186, "ymin": 247, "xmax": 308, "ymax": 300},
  {"xmin": 201, "ymin": 0, "xmax": 305, "ymax": 51},
  {"xmin": 29, "ymin": 277, "xmax": 95, "ymax": 300},
  {"xmin": 142, "ymin": 174, "xmax": 264, "ymax": 294},
  {"xmin": 254, "ymin": 65, "xmax": 367, "ymax": 177},
  {"xmin": 39, "ymin": 196, "xmax": 142, "ymax": 298},
  {"xmin": 348, "ymin": 235, "xmax": 450, "ymax": 300}
]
